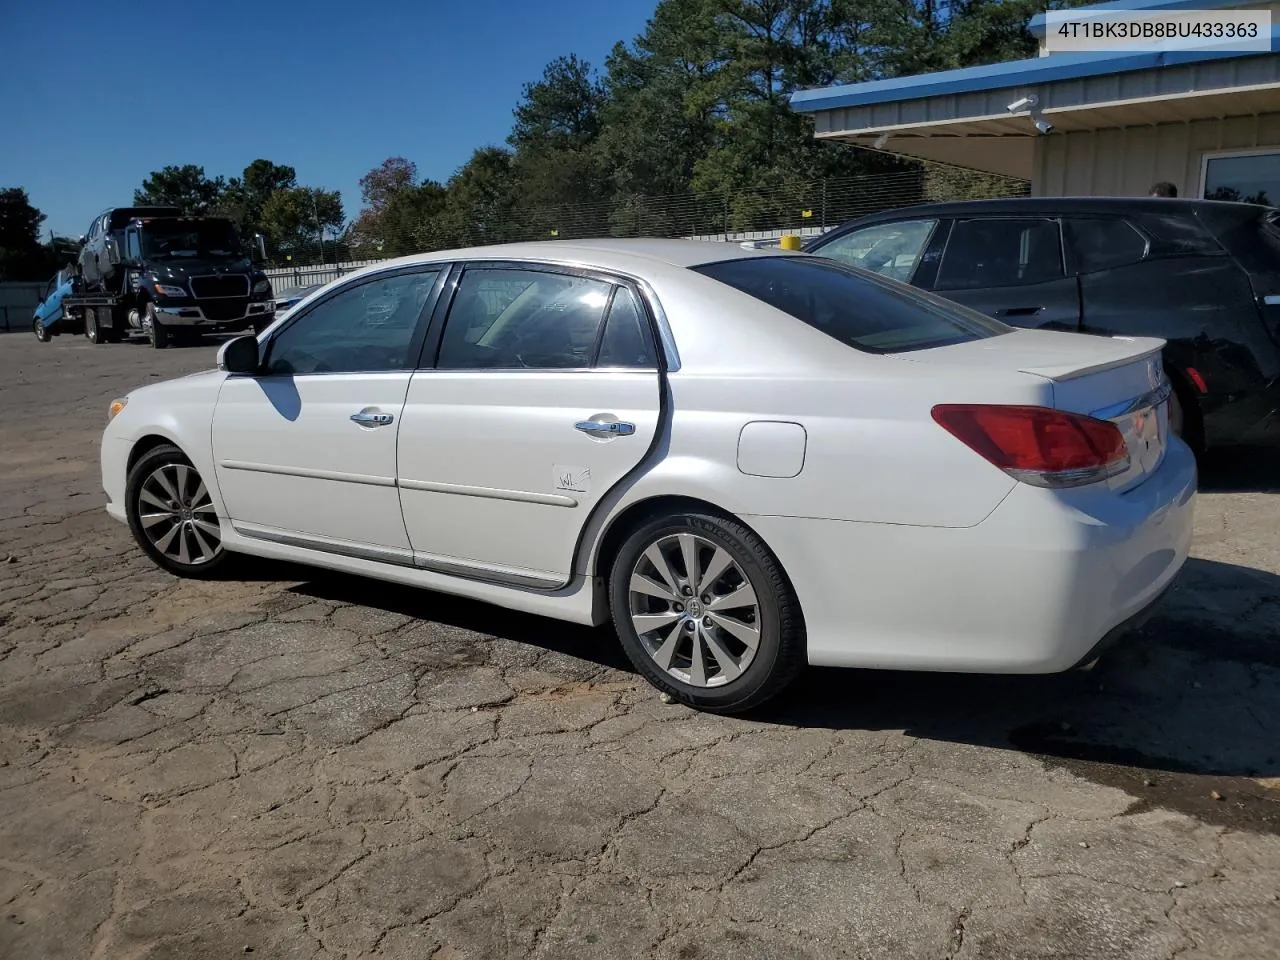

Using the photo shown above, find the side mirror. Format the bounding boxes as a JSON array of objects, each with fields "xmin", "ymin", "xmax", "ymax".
[
  {"xmin": 217, "ymin": 335, "xmax": 259, "ymax": 375},
  {"xmin": 253, "ymin": 233, "xmax": 267, "ymax": 264},
  {"xmin": 77, "ymin": 235, "xmax": 87, "ymax": 246}
]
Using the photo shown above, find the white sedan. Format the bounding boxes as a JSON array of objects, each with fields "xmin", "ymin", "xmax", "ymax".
[{"xmin": 101, "ymin": 239, "xmax": 1196, "ymax": 712}]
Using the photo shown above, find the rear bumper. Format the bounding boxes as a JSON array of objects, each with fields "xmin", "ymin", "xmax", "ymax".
[{"xmin": 747, "ymin": 439, "xmax": 1197, "ymax": 674}]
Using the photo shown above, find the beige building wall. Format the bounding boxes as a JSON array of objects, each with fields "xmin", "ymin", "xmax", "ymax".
[{"xmin": 1032, "ymin": 112, "xmax": 1280, "ymax": 197}]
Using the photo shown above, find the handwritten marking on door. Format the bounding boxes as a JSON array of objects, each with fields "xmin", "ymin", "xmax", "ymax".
[{"xmin": 554, "ymin": 465, "xmax": 591, "ymax": 494}]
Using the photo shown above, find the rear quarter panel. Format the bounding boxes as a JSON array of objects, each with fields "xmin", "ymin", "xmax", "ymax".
[{"xmin": 1079, "ymin": 256, "xmax": 1280, "ymax": 433}]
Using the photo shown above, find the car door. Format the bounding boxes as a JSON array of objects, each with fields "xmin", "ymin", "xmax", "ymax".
[
  {"xmin": 211, "ymin": 265, "xmax": 445, "ymax": 558},
  {"xmin": 80, "ymin": 217, "xmax": 102, "ymax": 288},
  {"xmin": 930, "ymin": 217, "xmax": 1081, "ymax": 331},
  {"xmin": 396, "ymin": 263, "xmax": 664, "ymax": 587}
]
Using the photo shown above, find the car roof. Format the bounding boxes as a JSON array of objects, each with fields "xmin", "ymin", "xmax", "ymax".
[
  {"xmin": 358, "ymin": 237, "xmax": 799, "ymax": 275},
  {"xmin": 826, "ymin": 196, "xmax": 1275, "ymax": 227}
]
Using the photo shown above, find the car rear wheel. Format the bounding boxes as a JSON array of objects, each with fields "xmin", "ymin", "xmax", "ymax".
[
  {"xmin": 609, "ymin": 511, "xmax": 805, "ymax": 713},
  {"xmin": 125, "ymin": 444, "xmax": 228, "ymax": 578},
  {"xmin": 33, "ymin": 318, "xmax": 51, "ymax": 342}
]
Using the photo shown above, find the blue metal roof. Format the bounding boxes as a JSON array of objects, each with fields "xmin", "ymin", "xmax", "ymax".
[
  {"xmin": 1029, "ymin": 0, "xmax": 1252, "ymax": 38},
  {"xmin": 789, "ymin": 26, "xmax": 1280, "ymax": 114}
]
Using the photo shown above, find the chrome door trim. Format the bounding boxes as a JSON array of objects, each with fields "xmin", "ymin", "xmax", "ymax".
[
  {"xmin": 397, "ymin": 477, "xmax": 578, "ymax": 507},
  {"xmin": 232, "ymin": 522, "xmax": 415, "ymax": 567},
  {"xmin": 219, "ymin": 459, "xmax": 397, "ymax": 487},
  {"xmin": 413, "ymin": 551, "xmax": 565, "ymax": 590}
]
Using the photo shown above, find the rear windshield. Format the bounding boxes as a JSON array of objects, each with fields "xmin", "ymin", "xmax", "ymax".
[{"xmin": 692, "ymin": 255, "xmax": 1010, "ymax": 354}]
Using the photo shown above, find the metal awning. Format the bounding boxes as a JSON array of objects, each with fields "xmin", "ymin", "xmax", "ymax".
[{"xmin": 792, "ymin": 29, "xmax": 1280, "ymax": 179}]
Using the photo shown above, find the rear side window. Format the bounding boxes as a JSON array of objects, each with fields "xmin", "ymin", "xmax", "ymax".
[
  {"xmin": 1065, "ymin": 218, "xmax": 1148, "ymax": 273},
  {"xmin": 811, "ymin": 219, "xmax": 937, "ymax": 283},
  {"xmin": 936, "ymin": 218, "xmax": 1064, "ymax": 290},
  {"xmin": 693, "ymin": 256, "xmax": 1010, "ymax": 354}
]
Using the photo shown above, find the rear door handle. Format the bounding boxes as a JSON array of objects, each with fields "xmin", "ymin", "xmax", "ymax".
[
  {"xmin": 575, "ymin": 420, "xmax": 635, "ymax": 436},
  {"xmin": 351, "ymin": 411, "xmax": 395, "ymax": 426}
]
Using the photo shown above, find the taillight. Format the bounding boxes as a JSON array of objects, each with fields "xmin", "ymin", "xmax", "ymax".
[{"xmin": 932, "ymin": 404, "xmax": 1130, "ymax": 488}]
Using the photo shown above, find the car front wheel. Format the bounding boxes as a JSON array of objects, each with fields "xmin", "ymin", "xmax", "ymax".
[
  {"xmin": 33, "ymin": 318, "xmax": 51, "ymax": 342},
  {"xmin": 609, "ymin": 511, "xmax": 805, "ymax": 713},
  {"xmin": 145, "ymin": 303, "xmax": 170, "ymax": 349},
  {"xmin": 125, "ymin": 444, "xmax": 228, "ymax": 578}
]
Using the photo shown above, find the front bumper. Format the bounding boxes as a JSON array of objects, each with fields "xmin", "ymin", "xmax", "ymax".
[
  {"xmin": 154, "ymin": 301, "xmax": 274, "ymax": 328},
  {"xmin": 747, "ymin": 438, "xmax": 1198, "ymax": 674}
]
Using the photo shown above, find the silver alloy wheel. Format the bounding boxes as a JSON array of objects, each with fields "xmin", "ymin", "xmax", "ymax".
[
  {"xmin": 137, "ymin": 463, "xmax": 222, "ymax": 565},
  {"xmin": 628, "ymin": 532, "xmax": 761, "ymax": 687}
]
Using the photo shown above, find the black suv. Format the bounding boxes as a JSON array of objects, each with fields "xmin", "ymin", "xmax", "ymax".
[{"xmin": 806, "ymin": 198, "xmax": 1280, "ymax": 453}]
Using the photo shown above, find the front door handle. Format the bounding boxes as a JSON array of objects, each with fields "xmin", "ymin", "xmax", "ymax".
[
  {"xmin": 351, "ymin": 411, "xmax": 395, "ymax": 426},
  {"xmin": 575, "ymin": 420, "xmax": 635, "ymax": 437}
]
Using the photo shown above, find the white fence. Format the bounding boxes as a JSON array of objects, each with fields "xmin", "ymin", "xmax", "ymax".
[{"xmin": 0, "ymin": 282, "xmax": 44, "ymax": 333}]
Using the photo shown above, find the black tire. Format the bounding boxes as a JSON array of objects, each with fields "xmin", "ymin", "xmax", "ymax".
[
  {"xmin": 33, "ymin": 318, "xmax": 51, "ymax": 343},
  {"xmin": 1168, "ymin": 378, "xmax": 1204, "ymax": 457},
  {"xmin": 84, "ymin": 308, "xmax": 105, "ymax": 345},
  {"xmin": 609, "ymin": 511, "xmax": 805, "ymax": 714},
  {"xmin": 145, "ymin": 303, "xmax": 169, "ymax": 349},
  {"xmin": 125, "ymin": 443, "xmax": 230, "ymax": 579}
]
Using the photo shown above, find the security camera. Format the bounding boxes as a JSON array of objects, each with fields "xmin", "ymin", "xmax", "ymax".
[
  {"xmin": 1007, "ymin": 95, "xmax": 1038, "ymax": 114},
  {"xmin": 1034, "ymin": 118, "xmax": 1055, "ymax": 135}
]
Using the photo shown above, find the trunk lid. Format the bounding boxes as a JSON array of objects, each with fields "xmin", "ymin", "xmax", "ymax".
[{"xmin": 895, "ymin": 329, "xmax": 1171, "ymax": 491}]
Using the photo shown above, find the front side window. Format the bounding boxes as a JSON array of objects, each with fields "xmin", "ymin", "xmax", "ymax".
[
  {"xmin": 437, "ymin": 268, "xmax": 612, "ymax": 369},
  {"xmin": 936, "ymin": 218, "xmax": 1064, "ymax": 290},
  {"xmin": 694, "ymin": 255, "xmax": 1010, "ymax": 354},
  {"xmin": 1065, "ymin": 218, "xmax": 1148, "ymax": 273},
  {"xmin": 262, "ymin": 269, "xmax": 440, "ymax": 375},
  {"xmin": 812, "ymin": 219, "xmax": 937, "ymax": 283}
]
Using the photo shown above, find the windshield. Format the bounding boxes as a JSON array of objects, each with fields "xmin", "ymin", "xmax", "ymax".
[
  {"xmin": 140, "ymin": 221, "xmax": 241, "ymax": 259},
  {"xmin": 692, "ymin": 255, "xmax": 1011, "ymax": 354}
]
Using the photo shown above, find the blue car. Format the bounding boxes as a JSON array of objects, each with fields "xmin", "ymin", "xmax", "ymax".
[{"xmin": 32, "ymin": 267, "xmax": 82, "ymax": 342}]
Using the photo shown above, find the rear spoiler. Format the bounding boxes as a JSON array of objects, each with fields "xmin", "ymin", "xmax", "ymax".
[{"xmin": 1016, "ymin": 336, "xmax": 1165, "ymax": 382}]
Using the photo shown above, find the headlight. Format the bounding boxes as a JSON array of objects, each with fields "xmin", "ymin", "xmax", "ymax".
[
  {"xmin": 108, "ymin": 398, "xmax": 128, "ymax": 421},
  {"xmin": 252, "ymin": 279, "xmax": 272, "ymax": 296},
  {"xmin": 153, "ymin": 283, "xmax": 187, "ymax": 298}
]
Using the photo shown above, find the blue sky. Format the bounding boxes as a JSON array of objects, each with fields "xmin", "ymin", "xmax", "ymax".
[{"xmin": 0, "ymin": 0, "xmax": 656, "ymax": 237}]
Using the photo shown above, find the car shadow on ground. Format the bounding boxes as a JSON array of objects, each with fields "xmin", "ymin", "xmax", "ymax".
[{"xmin": 279, "ymin": 551, "xmax": 1279, "ymax": 828}]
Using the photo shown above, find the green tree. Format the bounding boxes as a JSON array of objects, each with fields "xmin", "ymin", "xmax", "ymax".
[
  {"xmin": 220, "ymin": 159, "xmax": 298, "ymax": 236},
  {"xmin": 133, "ymin": 164, "xmax": 227, "ymax": 214},
  {"xmin": 598, "ymin": 0, "xmax": 727, "ymax": 209},
  {"xmin": 438, "ymin": 147, "xmax": 520, "ymax": 247},
  {"xmin": 0, "ymin": 188, "xmax": 56, "ymax": 281},
  {"xmin": 507, "ymin": 55, "xmax": 610, "ymax": 234},
  {"xmin": 261, "ymin": 187, "xmax": 344, "ymax": 262}
]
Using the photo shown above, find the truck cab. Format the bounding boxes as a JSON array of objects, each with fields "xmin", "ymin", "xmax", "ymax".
[{"xmin": 71, "ymin": 207, "xmax": 274, "ymax": 348}]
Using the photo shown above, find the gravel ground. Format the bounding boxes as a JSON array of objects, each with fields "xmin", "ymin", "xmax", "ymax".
[{"xmin": 1, "ymin": 331, "xmax": 1278, "ymax": 959}]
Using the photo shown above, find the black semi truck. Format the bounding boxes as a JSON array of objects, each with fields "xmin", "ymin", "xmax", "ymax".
[{"xmin": 60, "ymin": 207, "xmax": 276, "ymax": 348}]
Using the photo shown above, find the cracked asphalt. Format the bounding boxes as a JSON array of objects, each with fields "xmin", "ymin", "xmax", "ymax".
[{"xmin": 1, "ymin": 332, "xmax": 1279, "ymax": 959}]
